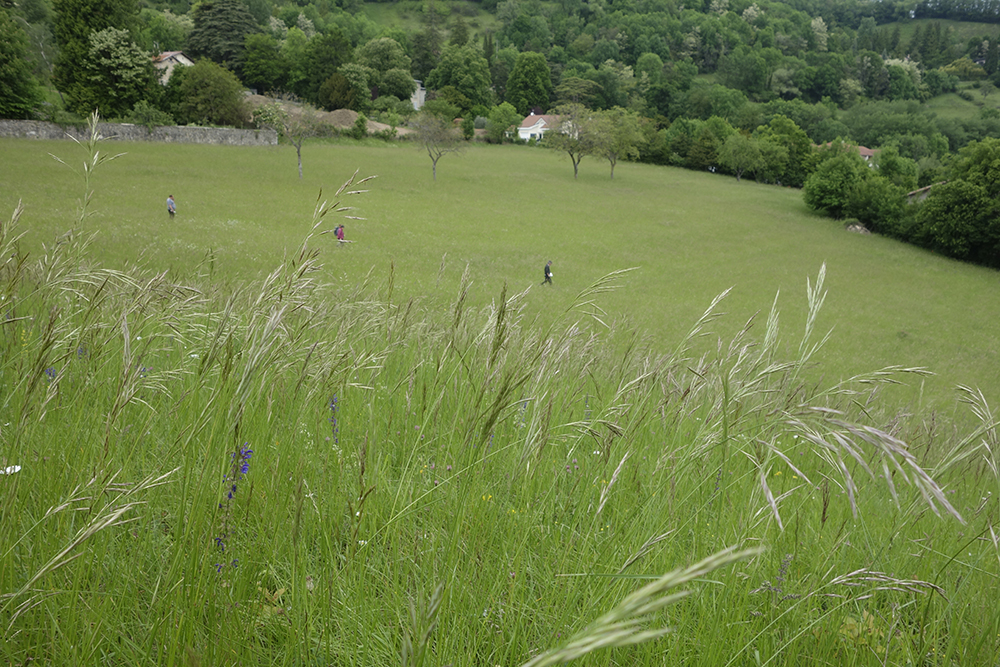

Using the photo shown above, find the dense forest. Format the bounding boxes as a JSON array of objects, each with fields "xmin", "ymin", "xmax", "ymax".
[{"xmin": 2, "ymin": 0, "xmax": 999, "ymax": 265}]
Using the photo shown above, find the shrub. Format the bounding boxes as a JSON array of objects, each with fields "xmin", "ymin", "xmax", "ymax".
[
  {"xmin": 349, "ymin": 112, "xmax": 368, "ymax": 139},
  {"xmin": 803, "ymin": 152, "xmax": 870, "ymax": 218},
  {"xmin": 125, "ymin": 100, "xmax": 176, "ymax": 130}
]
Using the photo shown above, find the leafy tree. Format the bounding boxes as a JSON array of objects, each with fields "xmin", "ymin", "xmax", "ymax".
[
  {"xmin": 253, "ymin": 100, "xmax": 321, "ymax": 180},
  {"xmin": 77, "ymin": 26, "xmax": 158, "ymax": 118},
  {"xmin": 336, "ymin": 63, "xmax": 374, "ymax": 112},
  {"xmin": 410, "ymin": 110, "xmax": 462, "ymax": 180},
  {"xmin": 872, "ymin": 146, "xmax": 918, "ymax": 191},
  {"xmin": 591, "ymin": 107, "xmax": 646, "ymax": 179},
  {"xmin": 555, "ymin": 76, "xmax": 603, "ymax": 108},
  {"xmin": 425, "ymin": 43, "xmax": 492, "ymax": 109},
  {"xmin": 803, "ymin": 151, "xmax": 871, "ymax": 218},
  {"xmin": 753, "ymin": 115, "xmax": 816, "ymax": 187},
  {"xmin": 173, "ymin": 59, "xmax": 248, "ymax": 127},
  {"xmin": 317, "ymin": 72, "xmax": 356, "ymax": 111},
  {"xmin": 0, "ymin": 9, "xmax": 42, "ymax": 118},
  {"xmin": 187, "ymin": 0, "xmax": 260, "ymax": 71},
  {"xmin": 844, "ymin": 176, "xmax": 907, "ymax": 234},
  {"xmin": 754, "ymin": 136, "xmax": 790, "ymax": 183},
  {"xmin": 543, "ymin": 102, "xmax": 596, "ymax": 180},
  {"xmin": 422, "ymin": 98, "xmax": 460, "ymax": 121},
  {"xmin": 914, "ymin": 180, "xmax": 997, "ymax": 263},
  {"xmin": 380, "ymin": 68, "xmax": 417, "ymax": 102},
  {"xmin": 635, "ymin": 52, "xmax": 664, "ymax": 87},
  {"xmin": 505, "ymin": 51, "xmax": 552, "ymax": 116},
  {"xmin": 687, "ymin": 122, "xmax": 728, "ymax": 170},
  {"xmin": 303, "ymin": 30, "xmax": 352, "ymax": 104},
  {"xmin": 52, "ymin": 0, "xmax": 139, "ymax": 114},
  {"xmin": 717, "ymin": 45, "xmax": 768, "ymax": 100},
  {"xmin": 489, "ymin": 46, "xmax": 517, "ymax": 102},
  {"xmin": 952, "ymin": 136, "xmax": 1000, "ymax": 199},
  {"xmin": 136, "ymin": 8, "xmax": 191, "ymax": 53},
  {"xmin": 279, "ymin": 26, "xmax": 309, "ymax": 98},
  {"xmin": 411, "ymin": 24, "xmax": 442, "ymax": 83},
  {"xmin": 253, "ymin": 100, "xmax": 322, "ymax": 178},
  {"xmin": 356, "ymin": 37, "xmax": 415, "ymax": 101},
  {"xmin": 719, "ymin": 133, "xmax": 764, "ymax": 182},
  {"xmin": 449, "ymin": 15, "xmax": 469, "ymax": 46},
  {"xmin": 485, "ymin": 101, "xmax": 520, "ymax": 143},
  {"xmin": 241, "ymin": 33, "xmax": 285, "ymax": 93}
]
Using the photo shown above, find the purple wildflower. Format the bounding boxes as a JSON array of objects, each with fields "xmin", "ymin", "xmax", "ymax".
[{"xmin": 213, "ymin": 443, "xmax": 253, "ymax": 574}]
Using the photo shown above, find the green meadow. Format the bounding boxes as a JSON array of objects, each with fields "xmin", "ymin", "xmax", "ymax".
[
  {"xmin": 1, "ymin": 131, "xmax": 998, "ymax": 666},
  {"xmin": 2, "ymin": 135, "xmax": 997, "ymax": 412}
]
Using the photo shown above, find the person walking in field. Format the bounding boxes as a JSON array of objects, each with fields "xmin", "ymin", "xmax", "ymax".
[
  {"xmin": 167, "ymin": 195, "xmax": 176, "ymax": 218},
  {"xmin": 542, "ymin": 260, "xmax": 553, "ymax": 286},
  {"xmin": 336, "ymin": 225, "xmax": 345, "ymax": 242}
]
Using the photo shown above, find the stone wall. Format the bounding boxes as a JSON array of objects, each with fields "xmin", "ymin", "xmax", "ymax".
[{"xmin": 0, "ymin": 120, "xmax": 277, "ymax": 146}]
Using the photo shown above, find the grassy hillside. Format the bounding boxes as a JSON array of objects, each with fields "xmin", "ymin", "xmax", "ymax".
[
  {"xmin": 1, "ymin": 130, "xmax": 998, "ymax": 666},
  {"xmin": 924, "ymin": 81, "xmax": 1000, "ymax": 120},
  {"xmin": 360, "ymin": 0, "xmax": 501, "ymax": 40},
  {"xmin": 884, "ymin": 18, "xmax": 1000, "ymax": 45},
  {"xmin": 1, "ymin": 136, "xmax": 998, "ymax": 416}
]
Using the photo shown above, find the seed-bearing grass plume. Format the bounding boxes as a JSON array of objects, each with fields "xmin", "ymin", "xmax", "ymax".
[{"xmin": 521, "ymin": 547, "xmax": 762, "ymax": 667}]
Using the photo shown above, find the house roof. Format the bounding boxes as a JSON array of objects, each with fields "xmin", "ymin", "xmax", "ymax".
[
  {"xmin": 519, "ymin": 114, "xmax": 560, "ymax": 130},
  {"xmin": 153, "ymin": 51, "xmax": 192, "ymax": 64},
  {"xmin": 814, "ymin": 141, "xmax": 878, "ymax": 158}
]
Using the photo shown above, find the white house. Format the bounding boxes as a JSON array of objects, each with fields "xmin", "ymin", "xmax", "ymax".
[
  {"xmin": 411, "ymin": 80, "xmax": 426, "ymax": 110},
  {"xmin": 517, "ymin": 113, "xmax": 561, "ymax": 142},
  {"xmin": 152, "ymin": 51, "xmax": 194, "ymax": 85}
]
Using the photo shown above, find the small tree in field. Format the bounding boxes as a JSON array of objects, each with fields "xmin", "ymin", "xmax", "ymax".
[
  {"xmin": 253, "ymin": 99, "xmax": 321, "ymax": 179},
  {"xmin": 591, "ymin": 107, "xmax": 645, "ymax": 179},
  {"xmin": 410, "ymin": 111, "xmax": 462, "ymax": 180},
  {"xmin": 719, "ymin": 133, "xmax": 763, "ymax": 182},
  {"xmin": 544, "ymin": 102, "xmax": 597, "ymax": 179}
]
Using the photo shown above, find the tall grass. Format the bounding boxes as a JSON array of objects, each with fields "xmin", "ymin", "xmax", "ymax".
[{"xmin": 1, "ymin": 120, "xmax": 998, "ymax": 666}]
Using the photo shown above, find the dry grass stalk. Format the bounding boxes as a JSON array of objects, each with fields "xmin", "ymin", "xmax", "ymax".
[{"xmin": 521, "ymin": 546, "xmax": 761, "ymax": 667}]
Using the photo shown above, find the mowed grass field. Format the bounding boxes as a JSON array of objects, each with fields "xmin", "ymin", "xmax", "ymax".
[{"xmin": 1, "ymin": 136, "xmax": 998, "ymax": 415}]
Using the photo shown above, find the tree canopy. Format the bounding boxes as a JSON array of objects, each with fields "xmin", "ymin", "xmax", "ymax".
[
  {"xmin": 187, "ymin": 0, "xmax": 260, "ymax": 71},
  {"xmin": 0, "ymin": 9, "xmax": 42, "ymax": 118}
]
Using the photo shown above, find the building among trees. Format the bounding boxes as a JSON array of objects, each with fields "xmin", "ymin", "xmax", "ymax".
[
  {"xmin": 517, "ymin": 113, "xmax": 560, "ymax": 141},
  {"xmin": 153, "ymin": 51, "xmax": 193, "ymax": 84}
]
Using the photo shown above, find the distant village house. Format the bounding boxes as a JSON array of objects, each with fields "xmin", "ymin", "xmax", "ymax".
[
  {"xmin": 518, "ymin": 113, "xmax": 561, "ymax": 142},
  {"xmin": 411, "ymin": 80, "xmax": 426, "ymax": 111},
  {"xmin": 814, "ymin": 141, "xmax": 878, "ymax": 162},
  {"xmin": 152, "ymin": 51, "xmax": 194, "ymax": 85}
]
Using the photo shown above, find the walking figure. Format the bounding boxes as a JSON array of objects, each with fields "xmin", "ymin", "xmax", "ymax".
[
  {"xmin": 542, "ymin": 260, "xmax": 553, "ymax": 286},
  {"xmin": 167, "ymin": 195, "xmax": 176, "ymax": 218}
]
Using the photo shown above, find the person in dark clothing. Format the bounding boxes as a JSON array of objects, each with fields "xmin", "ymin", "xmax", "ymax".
[{"xmin": 542, "ymin": 260, "xmax": 553, "ymax": 285}]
